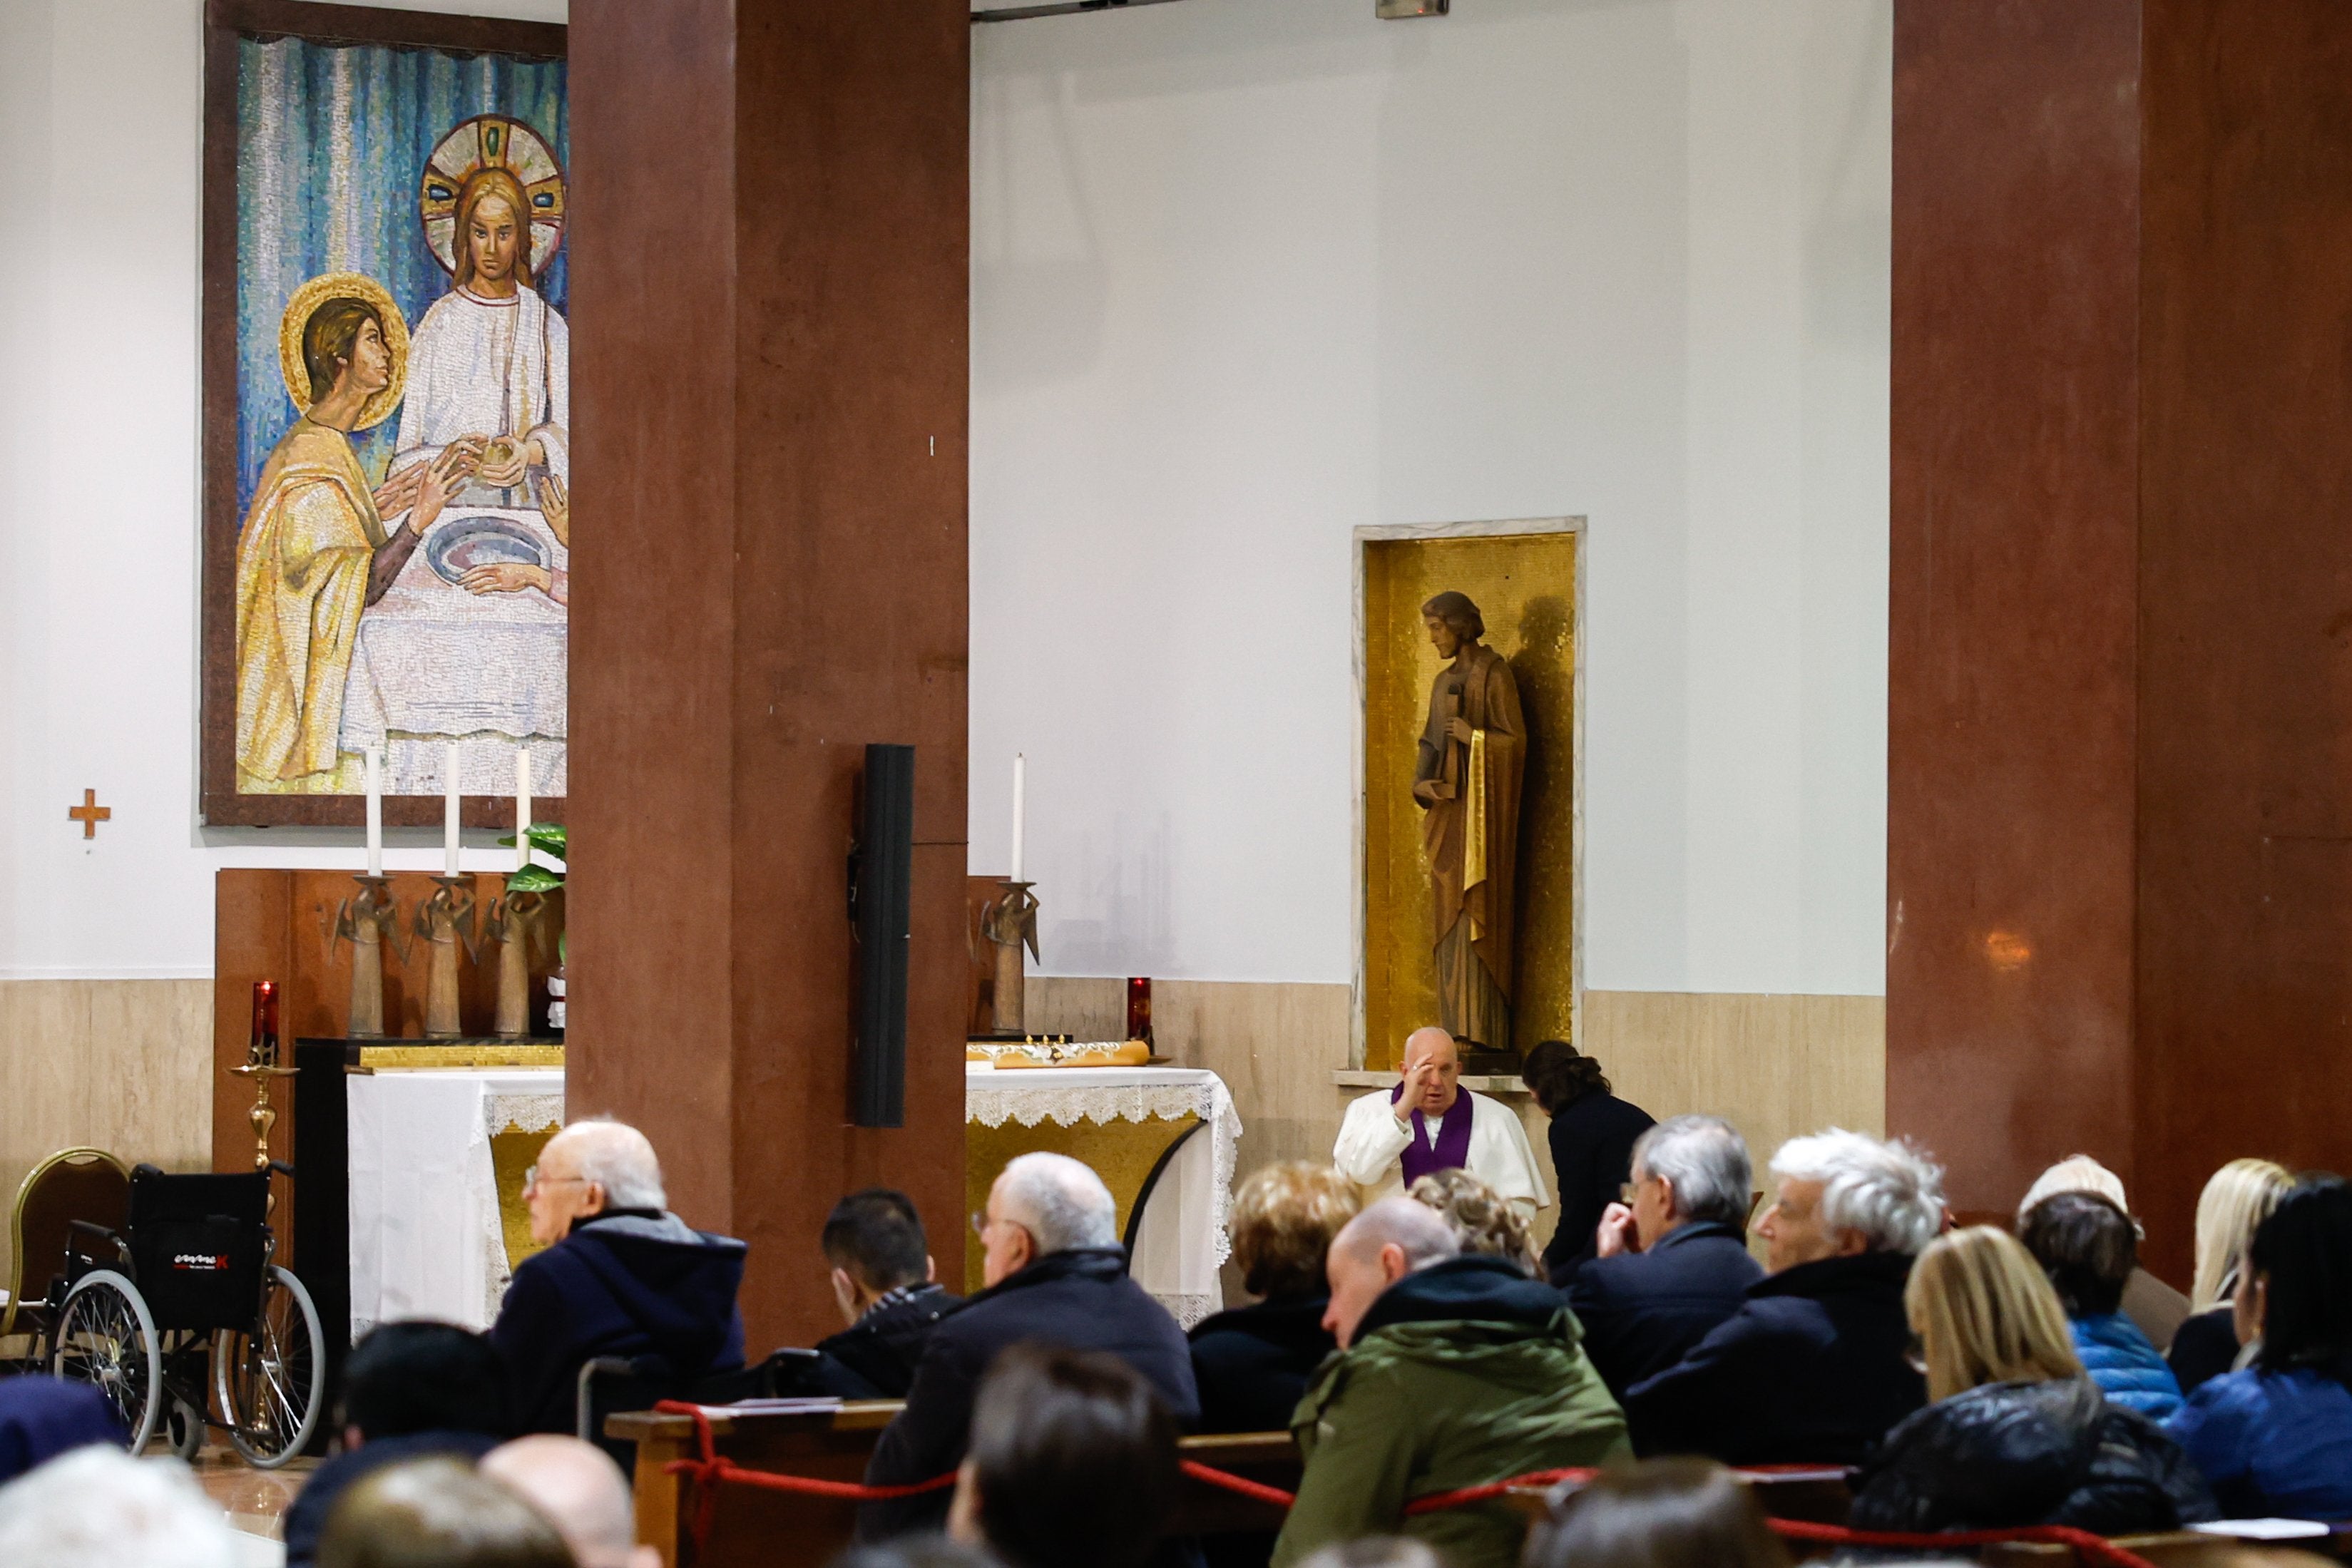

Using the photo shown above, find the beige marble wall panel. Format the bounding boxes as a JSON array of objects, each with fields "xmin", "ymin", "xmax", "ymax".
[{"xmin": 0, "ymin": 979, "xmax": 213, "ymax": 1286}]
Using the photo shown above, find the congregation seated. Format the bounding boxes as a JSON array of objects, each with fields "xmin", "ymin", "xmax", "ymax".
[
  {"xmin": 482, "ymin": 1433, "xmax": 662, "ymax": 1568},
  {"xmin": 285, "ymin": 1320, "xmax": 510, "ymax": 1568},
  {"xmin": 1564, "ymin": 1115, "xmax": 1763, "ymax": 1397},
  {"xmin": 0, "ymin": 1445, "xmax": 244, "ymax": 1568},
  {"xmin": 0, "ymin": 1375, "xmax": 119, "ymax": 1485},
  {"xmin": 1848, "ymin": 1226, "xmax": 2216, "ymax": 1534},
  {"xmin": 1407, "ymin": 1167, "xmax": 1543, "ymax": 1275},
  {"xmin": 490, "ymin": 1117, "xmax": 748, "ymax": 1435},
  {"xmin": 319, "ymin": 1456, "xmax": 571, "ymax": 1568},
  {"xmin": 2164, "ymin": 1175, "xmax": 2352, "ymax": 1517},
  {"xmin": 1521, "ymin": 1457, "xmax": 1789, "ymax": 1568},
  {"xmin": 2018, "ymin": 1154, "xmax": 2192, "ymax": 1352},
  {"xmin": 947, "ymin": 1343, "xmax": 1179, "ymax": 1568},
  {"xmin": 1189, "ymin": 1161, "xmax": 1359, "ymax": 1434},
  {"xmin": 2170, "ymin": 1158, "xmax": 2293, "ymax": 1396},
  {"xmin": 794, "ymin": 1188, "xmax": 962, "ymax": 1399},
  {"xmin": 1270, "ymin": 1197, "xmax": 1627, "ymax": 1568},
  {"xmin": 861, "ymin": 1152, "xmax": 1198, "ymax": 1540},
  {"xmin": 2019, "ymin": 1190, "xmax": 2184, "ymax": 1418},
  {"xmin": 1622, "ymin": 1127, "xmax": 1937, "ymax": 1465}
]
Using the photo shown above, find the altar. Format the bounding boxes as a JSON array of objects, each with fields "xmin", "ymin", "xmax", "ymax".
[{"xmin": 965, "ymin": 1065, "xmax": 1242, "ymax": 1327}]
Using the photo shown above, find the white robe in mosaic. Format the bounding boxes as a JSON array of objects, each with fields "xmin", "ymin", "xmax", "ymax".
[{"xmin": 392, "ymin": 283, "xmax": 570, "ymax": 508}]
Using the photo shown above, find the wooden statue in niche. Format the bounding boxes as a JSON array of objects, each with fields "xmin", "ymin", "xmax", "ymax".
[{"xmin": 1411, "ymin": 591, "xmax": 1526, "ymax": 1060}]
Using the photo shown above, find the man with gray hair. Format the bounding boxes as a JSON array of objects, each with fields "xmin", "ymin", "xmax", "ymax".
[
  {"xmin": 1622, "ymin": 1127, "xmax": 1944, "ymax": 1465},
  {"xmin": 1565, "ymin": 1115, "xmax": 1764, "ymax": 1395},
  {"xmin": 861, "ymin": 1152, "xmax": 1197, "ymax": 1541},
  {"xmin": 490, "ymin": 1117, "xmax": 747, "ymax": 1433}
]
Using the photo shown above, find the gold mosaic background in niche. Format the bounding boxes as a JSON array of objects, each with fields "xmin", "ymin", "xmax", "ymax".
[{"xmin": 1362, "ymin": 531, "xmax": 1578, "ymax": 1071}]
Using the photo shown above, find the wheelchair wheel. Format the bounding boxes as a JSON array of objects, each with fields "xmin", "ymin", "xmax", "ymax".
[
  {"xmin": 165, "ymin": 1393, "xmax": 206, "ymax": 1460},
  {"xmin": 212, "ymin": 1265, "xmax": 323, "ymax": 1468},
  {"xmin": 51, "ymin": 1270, "xmax": 163, "ymax": 1454}
]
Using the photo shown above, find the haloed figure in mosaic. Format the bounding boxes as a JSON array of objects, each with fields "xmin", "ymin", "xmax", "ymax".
[
  {"xmin": 394, "ymin": 115, "xmax": 571, "ymax": 603},
  {"xmin": 1411, "ymin": 591, "xmax": 1526, "ymax": 1056},
  {"xmin": 233, "ymin": 275, "xmax": 469, "ymax": 793}
]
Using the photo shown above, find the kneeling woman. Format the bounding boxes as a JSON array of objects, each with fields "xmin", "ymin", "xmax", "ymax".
[{"xmin": 1850, "ymin": 1227, "xmax": 2216, "ymax": 1534}]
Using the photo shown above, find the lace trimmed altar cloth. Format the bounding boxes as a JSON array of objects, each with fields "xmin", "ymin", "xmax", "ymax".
[
  {"xmin": 965, "ymin": 1065, "xmax": 1242, "ymax": 1328},
  {"xmin": 347, "ymin": 1067, "xmax": 566, "ymax": 1334}
]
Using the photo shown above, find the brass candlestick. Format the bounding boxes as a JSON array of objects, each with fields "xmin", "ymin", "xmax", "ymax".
[
  {"xmin": 980, "ymin": 879, "xmax": 1040, "ymax": 1036},
  {"xmin": 414, "ymin": 876, "xmax": 479, "ymax": 1037},
  {"xmin": 484, "ymin": 888, "xmax": 546, "ymax": 1039},
  {"xmin": 332, "ymin": 875, "xmax": 405, "ymax": 1037},
  {"xmin": 229, "ymin": 1062, "xmax": 300, "ymax": 1172}
]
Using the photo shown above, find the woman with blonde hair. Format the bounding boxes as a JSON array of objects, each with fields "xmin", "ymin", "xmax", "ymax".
[
  {"xmin": 1188, "ymin": 1162, "xmax": 1361, "ymax": 1434},
  {"xmin": 2170, "ymin": 1159, "xmax": 2295, "ymax": 1394},
  {"xmin": 1849, "ymin": 1227, "xmax": 2214, "ymax": 1534},
  {"xmin": 1408, "ymin": 1167, "xmax": 1542, "ymax": 1276}
]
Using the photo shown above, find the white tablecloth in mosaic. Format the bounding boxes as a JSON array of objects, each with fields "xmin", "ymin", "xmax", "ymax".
[
  {"xmin": 347, "ymin": 1068, "xmax": 564, "ymax": 1335},
  {"xmin": 337, "ymin": 505, "xmax": 568, "ymax": 794},
  {"xmin": 965, "ymin": 1065, "xmax": 1242, "ymax": 1327}
]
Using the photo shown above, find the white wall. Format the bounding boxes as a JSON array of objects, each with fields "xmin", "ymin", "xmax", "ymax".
[
  {"xmin": 968, "ymin": 0, "xmax": 1891, "ymax": 995},
  {"xmin": 0, "ymin": 0, "xmax": 564, "ymax": 980}
]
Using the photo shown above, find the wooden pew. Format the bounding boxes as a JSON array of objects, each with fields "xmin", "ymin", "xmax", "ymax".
[{"xmin": 611, "ymin": 1404, "xmax": 1303, "ymax": 1568}]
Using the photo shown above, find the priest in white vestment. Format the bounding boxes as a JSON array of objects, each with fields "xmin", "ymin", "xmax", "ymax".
[{"xmin": 1334, "ymin": 1027, "xmax": 1551, "ymax": 1214}]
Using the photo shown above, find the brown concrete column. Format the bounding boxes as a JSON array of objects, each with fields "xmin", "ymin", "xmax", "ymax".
[
  {"xmin": 1888, "ymin": 0, "xmax": 2145, "ymax": 1221},
  {"xmin": 1895, "ymin": 0, "xmax": 2352, "ymax": 1282},
  {"xmin": 567, "ymin": 0, "xmax": 968, "ymax": 1346}
]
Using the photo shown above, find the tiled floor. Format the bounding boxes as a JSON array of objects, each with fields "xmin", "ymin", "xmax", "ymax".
[{"xmin": 190, "ymin": 1445, "xmax": 312, "ymax": 1543}]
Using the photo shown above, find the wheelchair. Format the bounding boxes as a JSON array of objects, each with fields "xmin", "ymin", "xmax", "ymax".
[{"xmin": 48, "ymin": 1162, "xmax": 324, "ymax": 1468}]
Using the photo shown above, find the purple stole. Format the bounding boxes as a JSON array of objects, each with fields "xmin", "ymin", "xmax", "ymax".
[{"xmin": 1391, "ymin": 1085, "xmax": 1476, "ymax": 1184}]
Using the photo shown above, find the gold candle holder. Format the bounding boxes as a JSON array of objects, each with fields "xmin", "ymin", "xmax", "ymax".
[
  {"xmin": 229, "ymin": 1062, "xmax": 299, "ymax": 1172},
  {"xmin": 979, "ymin": 879, "xmax": 1040, "ymax": 1036}
]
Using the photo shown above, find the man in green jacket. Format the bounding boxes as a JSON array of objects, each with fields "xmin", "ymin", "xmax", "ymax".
[{"xmin": 1270, "ymin": 1197, "xmax": 1631, "ymax": 1568}]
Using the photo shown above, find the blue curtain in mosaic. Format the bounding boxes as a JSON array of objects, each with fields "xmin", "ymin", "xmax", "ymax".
[{"xmin": 235, "ymin": 36, "xmax": 568, "ymax": 513}]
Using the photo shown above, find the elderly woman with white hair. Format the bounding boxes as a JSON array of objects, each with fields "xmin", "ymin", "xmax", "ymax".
[
  {"xmin": 1621, "ymin": 1128, "xmax": 1946, "ymax": 1465},
  {"xmin": 860, "ymin": 1152, "xmax": 1200, "ymax": 1543}
]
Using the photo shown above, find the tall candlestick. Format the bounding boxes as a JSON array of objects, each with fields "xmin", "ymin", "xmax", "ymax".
[
  {"xmin": 364, "ymin": 747, "xmax": 383, "ymax": 877},
  {"xmin": 1010, "ymin": 753, "xmax": 1026, "ymax": 883},
  {"xmin": 444, "ymin": 740, "xmax": 462, "ymax": 876},
  {"xmin": 515, "ymin": 747, "xmax": 532, "ymax": 872}
]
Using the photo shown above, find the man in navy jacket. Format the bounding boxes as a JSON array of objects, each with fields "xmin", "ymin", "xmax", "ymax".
[
  {"xmin": 860, "ymin": 1152, "xmax": 1198, "ymax": 1540},
  {"xmin": 1567, "ymin": 1115, "xmax": 1763, "ymax": 1396},
  {"xmin": 1624, "ymin": 1128, "xmax": 1942, "ymax": 1465},
  {"xmin": 490, "ymin": 1119, "xmax": 747, "ymax": 1435}
]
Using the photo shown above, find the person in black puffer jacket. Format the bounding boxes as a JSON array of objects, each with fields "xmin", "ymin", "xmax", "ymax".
[
  {"xmin": 1189, "ymin": 1162, "xmax": 1359, "ymax": 1435},
  {"xmin": 1851, "ymin": 1227, "xmax": 2216, "ymax": 1534}
]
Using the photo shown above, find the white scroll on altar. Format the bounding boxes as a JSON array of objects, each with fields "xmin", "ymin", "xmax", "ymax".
[{"xmin": 346, "ymin": 1067, "xmax": 565, "ymax": 1335}]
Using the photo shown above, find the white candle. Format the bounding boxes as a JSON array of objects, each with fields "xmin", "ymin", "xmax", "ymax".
[
  {"xmin": 444, "ymin": 740, "xmax": 462, "ymax": 877},
  {"xmin": 364, "ymin": 747, "xmax": 383, "ymax": 878},
  {"xmin": 515, "ymin": 747, "xmax": 532, "ymax": 872},
  {"xmin": 1010, "ymin": 753, "xmax": 1026, "ymax": 883}
]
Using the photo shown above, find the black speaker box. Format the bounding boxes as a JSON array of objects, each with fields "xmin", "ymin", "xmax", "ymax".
[{"xmin": 851, "ymin": 744, "xmax": 914, "ymax": 1127}]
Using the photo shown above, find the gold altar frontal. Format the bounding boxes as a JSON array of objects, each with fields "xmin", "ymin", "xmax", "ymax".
[{"xmin": 963, "ymin": 1110, "xmax": 1200, "ymax": 1293}]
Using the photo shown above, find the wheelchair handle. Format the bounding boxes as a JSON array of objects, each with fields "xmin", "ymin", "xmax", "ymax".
[{"xmin": 268, "ymin": 1159, "xmax": 296, "ymax": 1180}]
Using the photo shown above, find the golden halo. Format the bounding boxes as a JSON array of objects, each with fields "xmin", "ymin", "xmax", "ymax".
[
  {"xmin": 277, "ymin": 272, "xmax": 410, "ymax": 431},
  {"xmin": 419, "ymin": 113, "xmax": 568, "ymax": 279}
]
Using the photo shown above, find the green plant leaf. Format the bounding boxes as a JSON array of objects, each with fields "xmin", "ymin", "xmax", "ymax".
[
  {"xmin": 524, "ymin": 821, "xmax": 567, "ymax": 859},
  {"xmin": 506, "ymin": 864, "xmax": 566, "ymax": 894}
]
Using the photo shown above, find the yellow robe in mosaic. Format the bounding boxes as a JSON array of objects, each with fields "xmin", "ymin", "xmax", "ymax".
[{"xmin": 234, "ymin": 419, "xmax": 385, "ymax": 791}]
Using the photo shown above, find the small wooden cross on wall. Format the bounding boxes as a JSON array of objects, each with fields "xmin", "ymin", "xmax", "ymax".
[{"xmin": 68, "ymin": 789, "xmax": 110, "ymax": 839}]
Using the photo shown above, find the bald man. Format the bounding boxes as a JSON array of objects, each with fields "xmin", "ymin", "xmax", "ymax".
[
  {"xmin": 1334, "ymin": 1028, "xmax": 1549, "ymax": 1214},
  {"xmin": 482, "ymin": 1435, "xmax": 659, "ymax": 1568},
  {"xmin": 490, "ymin": 1118, "xmax": 748, "ymax": 1433}
]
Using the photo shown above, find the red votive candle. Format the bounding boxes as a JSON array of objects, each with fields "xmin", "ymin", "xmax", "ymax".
[
  {"xmin": 1126, "ymin": 977, "xmax": 1152, "ymax": 1046},
  {"xmin": 250, "ymin": 980, "xmax": 280, "ymax": 1067}
]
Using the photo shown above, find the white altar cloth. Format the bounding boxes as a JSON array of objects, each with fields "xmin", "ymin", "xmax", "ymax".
[
  {"xmin": 347, "ymin": 1067, "xmax": 565, "ymax": 1336},
  {"xmin": 965, "ymin": 1065, "xmax": 1242, "ymax": 1327}
]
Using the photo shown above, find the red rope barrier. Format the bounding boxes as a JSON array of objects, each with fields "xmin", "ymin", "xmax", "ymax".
[
  {"xmin": 1767, "ymin": 1517, "xmax": 2166, "ymax": 1568},
  {"xmin": 1403, "ymin": 1469, "xmax": 1597, "ymax": 1515},
  {"xmin": 1180, "ymin": 1459, "xmax": 1298, "ymax": 1507},
  {"xmin": 653, "ymin": 1401, "xmax": 960, "ymax": 1552}
]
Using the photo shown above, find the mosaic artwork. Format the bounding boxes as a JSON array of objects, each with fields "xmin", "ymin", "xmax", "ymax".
[{"xmin": 206, "ymin": 10, "xmax": 568, "ymax": 817}]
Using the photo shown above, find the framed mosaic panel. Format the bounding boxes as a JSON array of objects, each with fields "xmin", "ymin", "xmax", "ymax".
[{"xmin": 200, "ymin": 0, "xmax": 569, "ymax": 826}]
